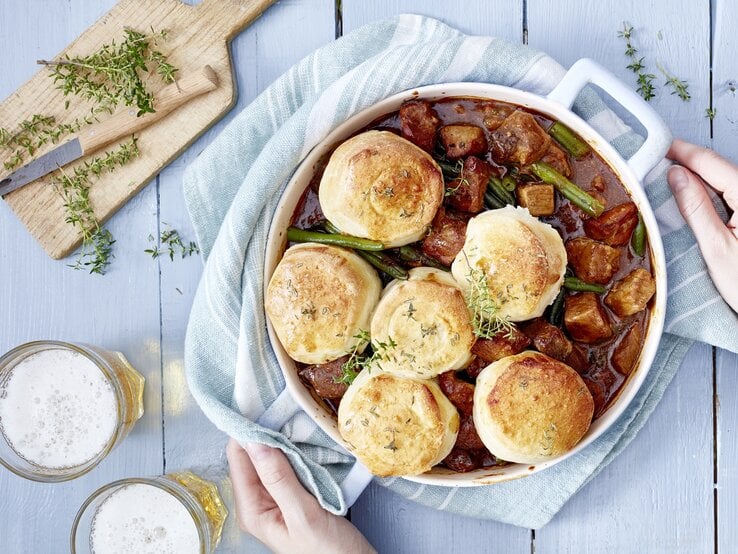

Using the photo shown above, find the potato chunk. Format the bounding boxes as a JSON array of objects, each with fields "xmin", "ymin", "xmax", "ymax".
[
  {"xmin": 566, "ymin": 237, "xmax": 621, "ymax": 284},
  {"xmin": 490, "ymin": 110, "xmax": 552, "ymax": 166},
  {"xmin": 399, "ymin": 100, "xmax": 440, "ymax": 152},
  {"xmin": 612, "ymin": 322, "xmax": 643, "ymax": 375},
  {"xmin": 605, "ymin": 268, "xmax": 656, "ymax": 317},
  {"xmin": 440, "ymin": 125, "xmax": 487, "ymax": 159},
  {"xmin": 516, "ymin": 183, "xmax": 555, "ymax": 216},
  {"xmin": 564, "ymin": 293, "xmax": 613, "ymax": 343}
]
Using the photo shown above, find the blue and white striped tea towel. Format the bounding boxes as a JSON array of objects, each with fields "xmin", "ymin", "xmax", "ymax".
[{"xmin": 182, "ymin": 15, "xmax": 738, "ymax": 528}]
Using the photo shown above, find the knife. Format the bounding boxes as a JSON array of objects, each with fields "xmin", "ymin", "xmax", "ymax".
[{"xmin": 0, "ymin": 65, "xmax": 219, "ymax": 197}]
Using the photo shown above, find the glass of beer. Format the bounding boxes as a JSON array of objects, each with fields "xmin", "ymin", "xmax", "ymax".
[
  {"xmin": 71, "ymin": 471, "xmax": 228, "ymax": 553},
  {"xmin": 0, "ymin": 341, "xmax": 145, "ymax": 482}
]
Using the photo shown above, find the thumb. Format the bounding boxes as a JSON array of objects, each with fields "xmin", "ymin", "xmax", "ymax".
[{"xmin": 667, "ymin": 165, "xmax": 731, "ymax": 262}]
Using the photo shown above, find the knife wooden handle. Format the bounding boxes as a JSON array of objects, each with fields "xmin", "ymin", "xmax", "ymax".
[{"xmin": 77, "ymin": 65, "xmax": 219, "ymax": 155}]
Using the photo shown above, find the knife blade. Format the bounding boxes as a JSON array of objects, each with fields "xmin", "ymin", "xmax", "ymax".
[{"xmin": 0, "ymin": 65, "xmax": 219, "ymax": 198}]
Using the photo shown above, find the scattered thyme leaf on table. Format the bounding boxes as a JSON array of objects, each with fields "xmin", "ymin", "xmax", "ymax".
[
  {"xmin": 618, "ymin": 23, "xmax": 656, "ymax": 101},
  {"xmin": 657, "ymin": 63, "xmax": 691, "ymax": 101},
  {"xmin": 145, "ymin": 226, "xmax": 200, "ymax": 261},
  {"xmin": 705, "ymin": 108, "xmax": 717, "ymax": 121}
]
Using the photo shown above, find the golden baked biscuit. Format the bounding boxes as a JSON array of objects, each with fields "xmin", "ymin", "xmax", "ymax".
[
  {"xmin": 266, "ymin": 243, "xmax": 381, "ymax": 364},
  {"xmin": 473, "ymin": 351, "xmax": 594, "ymax": 463},
  {"xmin": 319, "ymin": 130, "xmax": 444, "ymax": 247},
  {"xmin": 338, "ymin": 369, "xmax": 459, "ymax": 476},
  {"xmin": 451, "ymin": 206, "xmax": 567, "ymax": 322},
  {"xmin": 370, "ymin": 267, "xmax": 475, "ymax": 378}
]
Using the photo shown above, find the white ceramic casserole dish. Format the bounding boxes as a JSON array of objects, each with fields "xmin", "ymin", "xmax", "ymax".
[{"xmin": 264, "ymin": 58, "xmax": 670, "ymax": 486}]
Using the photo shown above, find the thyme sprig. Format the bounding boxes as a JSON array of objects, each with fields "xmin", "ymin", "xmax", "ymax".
[
  {"xmin": 657, "ymin": 63, "xmax": 691, "ymax": 101},
  {"xmin": 335, "ymin": 330, "xmax": 397, "ymax": 386},
  {"xmin": 38, "ymin": 28, "xmax": 177, "ymax": 117},
  {"xmin": 705, "ymin": 108, "xmax": 717, "ymax": 121},
  {"xmin": 440, "ymin": 159, "xmax": 468, "ymax": 197},
  {"xmin": 463, "ymin": 254, "xmax": 515, "ymax": 339},
  {"xmin": 55, "ymin": 137, "xmax": 140, "ymax": 274},
  {"xmin": 145, "ymin": 225, "xmax": 199, "ymax": 260},
  {"xmin": 618, "ymin": 23, "xmax": 656, "ymax": 101}
]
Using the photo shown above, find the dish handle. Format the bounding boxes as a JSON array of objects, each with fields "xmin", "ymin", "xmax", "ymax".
[{"xmin": 546, "ymin": 58, "xmax": 672, "ymax": 182}]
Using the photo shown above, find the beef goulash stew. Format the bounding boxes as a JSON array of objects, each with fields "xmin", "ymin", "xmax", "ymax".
[{"xmin": 266, "ymin": 96, "xmax": 656, "ymax": 477}]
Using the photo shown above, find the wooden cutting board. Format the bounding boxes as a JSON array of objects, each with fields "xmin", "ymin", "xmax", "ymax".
[{"xmin": 0, "ymin": 0, "xmax": 274, "ymax": 259}]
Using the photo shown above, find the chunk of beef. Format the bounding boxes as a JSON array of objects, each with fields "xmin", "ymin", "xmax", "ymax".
[
  {"xmin": 490, "ymin": 110, "xmax": 552, "ymax": 166},
  {"xmin": 566, "ymin": 237, "xmax": 621, "ymax": 284},
  {"xmin": 464, "ymin": 356, "xmax": 489, "ymax": 379},
  {"xmin": 584, "ymin": 202, "xmax": 639, "ymax": 247},
  {"xmin": 440, "ymin": 124, "xmax": 487, "ymax": 159},
  {"xmin": 478, "ymin": 100, "xmax": 515, "ymax": 130},
  {"xmin": 447, "ymin": 156, "xmax": 490, "ymax": 213},
  {"xmin": 457, "ymin": 415, "xmax": 486, "ymax": 450},
  {"xmin": 564, "ymin": 293, "xmax": 613, "ymax": 343},
  {"xmin": 612, "ymin": 321, "xmax": 643, "ymax": 375},
  {"xmin": 565, "ymin": 343, "xmax": 590, "ymax": 374},
  {"xmin": 605, "ymin": 269, "xmax": 656, "ymax": 317},
  {"xmin": 471, "ymin": 326, "xmax": 531, "ymax": 363},
  {"xmin": 516, "ymin": 183, "xmax": 555, "ymax": 216},
  {"xmin": 421, "ymin": 208, "xmax": 467, "ymax": 266},
  {"xmin": 438, "ymin": 371, "xmax": 475, "ymax": 416},
  {"xmin": 443, "ymin": 447, "xmax": 478, "ymax": 472},
  {"xmin": 540, "ymin": 142, "xmax": 572, "ymax": 177},
  {"xmin": 399, "ymin": 100, "xmax": 440, "ymax": 152},
  {"xmin": 298, "ymin": 355, "xmax": 350, "ymax": 399},
  {"xmin": 521, "ymin": 318, "xmax": 573, "ymax": 361}
]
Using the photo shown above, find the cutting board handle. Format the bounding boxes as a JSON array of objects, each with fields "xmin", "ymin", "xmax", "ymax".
[{"xmin": 197, "ymin": 0, "xmax": 276, "ymax": 40}]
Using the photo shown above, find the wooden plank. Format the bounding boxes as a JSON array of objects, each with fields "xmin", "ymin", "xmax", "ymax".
[
  {"xmin": 0, "ymin": 0, "xmax": 275, "ymax": 260},
  {"xmin": 528, "ymin": 0, "xmax": 711, "ymax": 147},
  {"xmin": 717, "ymin": 348, "xmax": 738, "ymax": 551},
  {"xmin": 528, "ymin": 2, "xmax": 714, "ymax": 551},
  {"xmin": 341, "ymin": 0, "xmax": 524, "ymax": 41},
  {"xmin": 713, "ymin": 2, "xmax": 738, "ymax": 547},
  {"xmin": 157, "ymin": 1, "xmax": 335, "ymax": 551},
  {"xmin": 0, "ymin": 1, "xmax": 164, "ymax": 552},
  {"xmin": 342, "ymin": 2, "xmax": 531, "ymax": 552},
  {"xmin": 536, "ymin": 343, "xmax": 714, "ymax": 553}
]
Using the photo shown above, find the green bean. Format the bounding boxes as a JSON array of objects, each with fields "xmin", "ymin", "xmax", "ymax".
[
  {"xmin": 357, "ymin": 250, "xmax": 409, "ymax": 280},
  {"xmin": 484, "ymin": 190, "xmax": 506, "ymax": 210},
  {"xmin": 502, "ymin": 175, "xmax": 517, "ymax": 192},
  {"xmin": 631, "ymin": 213, "xmax": 646, "ymax": 257},
  {"xmin": 287, "ymin": 227, "xmax": 385, "ymax": 251},
  {"xmin": 549, "ymin": 121, "xmax": 590, "ymax": 158},
  {"xmin": 547, "ymin": 287, "xmax": 566, "ymax": 327},
  {"xmin": 563, "ymin": 276, "xmax": 606, "ymax": 294},
  {"xmin": 529, "ymin": 162, "xmax": 605, "ymax": 217},
  {"xmin": 488, "ymin": 177, "xmax": 516, "ymax": 206},
  {"xmin": 397, "ymin": 245, "xmax": 448, "ymax": 271}
]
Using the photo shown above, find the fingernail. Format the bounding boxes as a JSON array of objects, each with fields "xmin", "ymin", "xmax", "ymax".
[
  {"xmin": 668, "ymin": 166, "xmax": 689, "ymax": 192},
  {"xmin": 245, "ymin": 442, "xmax": 270, "ymax": 460}
]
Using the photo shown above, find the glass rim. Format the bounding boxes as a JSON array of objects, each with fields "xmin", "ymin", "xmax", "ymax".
[
  {"xmin": 0, "ymin": 340, "xmax": 128, "ymax": 482},
  {"xmin": 70, "ymin": 476, "xmax": 210, "ymax": 554}
]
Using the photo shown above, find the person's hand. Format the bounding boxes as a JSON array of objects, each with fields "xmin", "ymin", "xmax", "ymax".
[
  {"xmin": 667, "ymin": 139, "xmax": 738, "ymax": 312},
  {"xmin": 226, "ymin": 439, "xmax": 376, "ymax": 554}
]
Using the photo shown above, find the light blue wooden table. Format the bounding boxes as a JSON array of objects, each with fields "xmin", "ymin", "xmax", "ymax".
[{"xmin": 1, "ymin": 1, "xmax": 737, "ymax": 552}]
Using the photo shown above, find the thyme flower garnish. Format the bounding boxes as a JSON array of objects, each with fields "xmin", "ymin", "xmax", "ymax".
[
  {"xmin": 335, "ymin": 330, "xmax": 397, "ymax": 386},
  {"xmin": 55, "ymin": 137, "xmax": 140, "ymax": 274},
  {"xmin": 462, "ymin": 253, "xmax": 515, "ymax": 339},
  {"xmin": 145, "ymin": 225, "xmax": 199, "ymax": 261}
]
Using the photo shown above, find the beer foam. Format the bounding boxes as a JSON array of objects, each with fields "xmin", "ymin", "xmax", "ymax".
[
  {"xmin": 0, "ymin": 348, "xmax": 118, "ymax": 469},
  {"xmin": 90, "ymin": 483, "xmax": 200, "ymax": 554}
]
